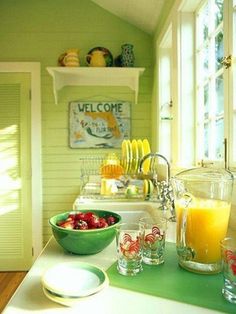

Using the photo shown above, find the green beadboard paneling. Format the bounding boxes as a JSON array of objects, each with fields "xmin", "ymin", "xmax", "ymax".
[
  {"xmin": 43, "ymin": 204, "xmax": 78, "ymax": 213},
  {"xmin": 44, "ymin": 194, "xmax": 79, "ymax": 204},
  {"xmin": 43, "ymin": 162, "xmax": 82, "ymax": 171},
  {"xmin": 43, "ymin": 178, "xmax": 83, "ymax": 187},
  {"xmin": 0, "ymin": 0, "xmax": 154, "ymax": 245},
  {"xmin": 43, "ymin": 186, "xmax": 80, "ymax": 196}
]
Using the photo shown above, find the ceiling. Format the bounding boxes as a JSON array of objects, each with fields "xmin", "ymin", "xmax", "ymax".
[{"xmin": 91, "ymin": 0, "xmax": 167, "ymax": 34}]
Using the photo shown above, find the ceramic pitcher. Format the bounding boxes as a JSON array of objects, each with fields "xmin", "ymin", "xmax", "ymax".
[
  {"xmin": 171, "ymin": 167, "xmax": 234, "ymax": 274},
  {"xmin": 64, "ymin": 49, "xmax": 79, "ymax": 67},
  {"xmin": 86, "ymin": 50, "xmax": 106, "ymax": 67},
  {"xmin": 58, "ymin": 49, "xmax": 80, "ymax": 67}
]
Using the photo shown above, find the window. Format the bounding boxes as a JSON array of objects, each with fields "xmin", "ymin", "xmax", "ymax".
[
  {"xmin": 196, "ymin": 0, "xmax": 225, "ymax": 165},
  {"xmin": 157, "ymin": 0, "xmax": 236, "ymax": 170}
]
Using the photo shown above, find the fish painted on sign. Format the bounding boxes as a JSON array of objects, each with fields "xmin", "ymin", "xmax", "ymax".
[
  {"xmin": 95, "ymin": 143, "xmax": 113, "ymax": 148},
  {"xmin": 86, "ymin": 127, "xmax": 113, "ymax": 139}
]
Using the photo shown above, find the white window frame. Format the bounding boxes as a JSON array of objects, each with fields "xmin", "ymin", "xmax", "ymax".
[{"xmin": 156, "ymin": 0, "xmax": 236, "ymax": 174}]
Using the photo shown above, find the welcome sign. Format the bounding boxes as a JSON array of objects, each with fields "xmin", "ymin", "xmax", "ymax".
[{"xmin": 69, "ymin": 101, "xmax": 131, "ymax": 148}]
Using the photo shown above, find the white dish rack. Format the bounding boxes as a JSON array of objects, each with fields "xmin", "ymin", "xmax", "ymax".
[
  {"xmin": 76, "ymin": 153, "xmax": 175, "ymax": 219},
  {"xmin": 78, "ymin": 154, "xmax": 143, "ymax": 201}
]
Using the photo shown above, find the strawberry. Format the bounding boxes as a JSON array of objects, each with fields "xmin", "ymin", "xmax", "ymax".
[
  {"xmin": 57, "ymin": 211, "xmax": 117, "ymax": 230},
  {"xmin": 84, "ymin": 212, "xmax": 94, "ymax": 219},
  {"xmin": 68, "ymin": 212, "xmax": 77, "ymax": 219},
  {"xmin": 87, "ymin": 214, "xmax": 100, "ymax": 228},
  {"xmin": 98, "ymin": 217, "xmax": 108, "ymax": 228},
  {"xmin": 231, "ymin": 262, "xmax": 236, "ymax": 275},
  {"xmin": 75, "ymin": 220, "xmax": 88, "ymax": 230},
  {"xmin": 107, "ymin": 216, "xmax": 116, "ymax": 225},
  {"xmin": 74, "ymin": 212, "xmax": 86, "ymax": 221}
]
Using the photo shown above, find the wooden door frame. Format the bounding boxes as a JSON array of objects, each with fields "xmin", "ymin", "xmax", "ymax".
[{"xmin": 0, "ymin": 62, "xmax": 42, "ymax": 261}]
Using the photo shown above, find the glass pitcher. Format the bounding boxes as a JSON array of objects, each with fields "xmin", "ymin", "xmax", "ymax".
[{"xmin": 171, "ymin": 167, "xmax": 234, "ymax": 274}]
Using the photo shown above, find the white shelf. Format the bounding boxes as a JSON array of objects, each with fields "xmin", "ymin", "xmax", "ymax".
[{"xmin": 47, "ymin": 67, "xmax": 145, "ymax": 104}]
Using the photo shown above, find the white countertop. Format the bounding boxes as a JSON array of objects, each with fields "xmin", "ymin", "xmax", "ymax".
[{"xmin": 3, "ymin": 227, "xmax": 222, "ymax": 314}]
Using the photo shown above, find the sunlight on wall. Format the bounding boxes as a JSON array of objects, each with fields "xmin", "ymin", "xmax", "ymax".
[{"xmin": 0, "ymin": 125, "xmax": 21, "ymax": 215}]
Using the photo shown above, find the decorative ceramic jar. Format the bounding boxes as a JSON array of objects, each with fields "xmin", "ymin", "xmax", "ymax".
[
  {"xmin": 121, "ymin": 44, "xmax": 135, "ymax": 67},
  {"xmin": 58, "ymin": 49, "xmax": 80, "ymax": 67},
  {"xmin": 86, "ymin": 50, "xmax": 106, "ymax": 67}
]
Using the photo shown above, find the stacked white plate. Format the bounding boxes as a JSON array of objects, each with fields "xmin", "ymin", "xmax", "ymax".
[{"xmin": 41, "ymin": 261, "xmax": 109, "ymax": 307}]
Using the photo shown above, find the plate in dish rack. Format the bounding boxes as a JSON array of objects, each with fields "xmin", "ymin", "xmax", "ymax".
[
  {"xmin": 131, "ymin": 139, "xmax": 139, "ymax": 174},
  {"xmin": 41, "ymin": 261, "xmax": 109, "ymax": 298}
]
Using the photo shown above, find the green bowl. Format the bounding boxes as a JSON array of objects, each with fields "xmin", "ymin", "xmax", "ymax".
[{"xmin": 49, "ymin": 209, "xmax": 121, "ymax": 255}]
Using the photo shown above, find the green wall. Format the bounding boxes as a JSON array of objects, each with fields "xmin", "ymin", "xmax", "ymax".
[{"xmin": 0, "ymin": 0, "xmax": 153, "ymax": 244}]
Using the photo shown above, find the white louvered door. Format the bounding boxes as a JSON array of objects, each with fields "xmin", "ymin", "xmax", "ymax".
[{"xmin": 0, "ymin": 73, "xmax": 32, "ymax": 270}]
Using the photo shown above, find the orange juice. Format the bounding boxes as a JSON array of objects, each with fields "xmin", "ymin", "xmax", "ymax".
[{"xmin": 176, "ymin": 197, "xmax": 231, "ymax": 263}]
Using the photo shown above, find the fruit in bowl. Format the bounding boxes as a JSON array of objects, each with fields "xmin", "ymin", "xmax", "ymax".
[{"xmin": 49, "ymin": 209, "xmax": 121, "ymax": 255}]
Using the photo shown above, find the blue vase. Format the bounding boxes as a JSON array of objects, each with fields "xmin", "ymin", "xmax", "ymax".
[{"xmin": 121, "ymin": 44, "xmax": 135, "ymax": 67}]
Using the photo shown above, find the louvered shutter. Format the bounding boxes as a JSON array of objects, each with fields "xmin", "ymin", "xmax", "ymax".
[{"xmin": 0, "ymin": 73, "xmax": 32, "ymax": 270}]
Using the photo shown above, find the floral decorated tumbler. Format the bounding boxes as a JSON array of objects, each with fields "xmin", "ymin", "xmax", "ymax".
[
  {"xmin": 139, "ymin": 216, "xmax": 167, "ymax": 265},
  {"xmin": 171, "ymin": 167, "xmax": 234, "ymax": 274},
  {"xmin": 116, "ymin": 223, "xmax": 143, "ymax": 276},
  {"xmin": 221, "ymin": 237, "xmax": 236, "ymax": 303}
]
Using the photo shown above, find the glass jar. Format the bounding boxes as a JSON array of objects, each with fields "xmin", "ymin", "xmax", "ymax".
[{"xmin": 171, "ymin": 167, "xmax": 234, "ymax": 274}]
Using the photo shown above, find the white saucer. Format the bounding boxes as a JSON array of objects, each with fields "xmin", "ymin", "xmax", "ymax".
[{"xmin": 41, "ymin": 261, "xmax": 109, "ymax": 299}]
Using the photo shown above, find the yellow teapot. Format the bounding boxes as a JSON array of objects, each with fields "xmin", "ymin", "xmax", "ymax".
[{"xmin": 86, "ymin": 50, "xmax": 106, "ymax": 67}]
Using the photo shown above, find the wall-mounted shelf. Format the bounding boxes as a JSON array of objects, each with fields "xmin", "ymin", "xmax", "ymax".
[{"xmin": 47, "ymin": 67, "xmax": 145, "ymax": 104}]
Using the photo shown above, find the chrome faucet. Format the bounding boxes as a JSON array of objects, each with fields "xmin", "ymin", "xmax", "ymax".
[{"xmin": 139, "ymin": 152, "xmax": 175, "ymax": 221}]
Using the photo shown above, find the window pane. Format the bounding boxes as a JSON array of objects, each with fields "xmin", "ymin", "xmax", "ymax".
[
  {"xmin": 215, "ymin": 75, "xmax": 224, "ymax": 114},
  {"xmin": 202, "ymin": 3, "xmax": 209, "ymax": 41},
  {"xmin": 196, "ymin": 0, "xmax": 224, "ymax": 163},
  {"xmin": 203, "ymin": 44, "xmax": 209, "ymax": 80},
  {"xmin": 197, "ymin": 3, "xmax": 209, "ymax": 46},
  {"xmin": 215, "ymin": 0, "xmax": 223, "ymax": 28},
  {"xmin": 204, "ymin": 123, "xmax": 209, "ymax": 158},
  {"xmin": 215, "ymin": 31, "xmax": 223, "ymax": 71},
  {"xmin": 204, "ymin": 84, "xmax": 209, "ymax": 118},
  {"xmin": 215, "ymin": 118, "xmax": 224, "ymax": 158},
  {"xmin": 159, "ymin": 120, "xmax": 171, "ymax": 160}
]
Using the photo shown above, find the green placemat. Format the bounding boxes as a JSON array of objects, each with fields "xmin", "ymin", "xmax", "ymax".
[{"xmin": 107, "ymin": 242, "xmax": 236, "ymax": 313}]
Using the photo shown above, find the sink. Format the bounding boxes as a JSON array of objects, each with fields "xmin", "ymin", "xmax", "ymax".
[
  {"xmin": 74, "ymin": 201, "xmax": 156, "ymax": 222},
  {"xmin": 113, "ymin": 210, "xmax": 150, "ymax": 224},
  {"xmin": 74, "ymin": 200, "xmax": 176, "ymax": 242}
]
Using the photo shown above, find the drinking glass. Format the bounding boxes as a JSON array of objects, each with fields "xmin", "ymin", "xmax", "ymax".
[
  {"xmin": 221, "ymin": 237, "xmax": 236, "ymax": 303},
  {"xmin": 116, "ymin": 223, "xmax": 143, "ymax": 276},
  {"xmin": 139, "ymin": 216, "xmax": 167, "ymax": 265}
]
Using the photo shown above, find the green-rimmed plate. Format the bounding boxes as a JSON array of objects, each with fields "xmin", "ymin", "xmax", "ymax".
[{"xmin": 42, "ymin": 261, "xmax": 109, "ymax": 298}]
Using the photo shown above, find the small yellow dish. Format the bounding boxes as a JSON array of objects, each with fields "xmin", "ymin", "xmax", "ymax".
[
  {"xmin": 131, "ymin": 139, "xmax": 139, "ymax": 174},
  {"xmin": 121, "ymin": 140, "xmax": 129, "ymax": 174},
  {"xmin": 137, "ymin": 139, "xmax": 144, "ymax": 171},
  {"xmin": 142, "ymin": 139, "xmax": 151, "ymax": 174},
  {"xmin": 126, "ymin": 139, "xmax": 132, "ymax": 174},
  {"xmin": 143, "ymin": 179, "xmax": 154, "ymax": 200}
]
